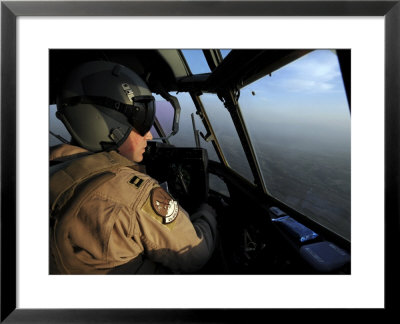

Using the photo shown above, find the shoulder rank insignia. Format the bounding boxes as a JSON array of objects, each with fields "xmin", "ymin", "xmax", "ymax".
[
  {"xmin": 129, "ymin": 176, "xmax": 143, "ymax": 188},
  {"xmin": 150, "ymin": 187, "xmax": 179, "ymax": 224}
]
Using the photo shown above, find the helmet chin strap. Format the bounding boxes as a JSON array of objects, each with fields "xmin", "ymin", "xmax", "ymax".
[{"xmin": 100, "ymin": 141, "xmax": 119, "ymax": 152}]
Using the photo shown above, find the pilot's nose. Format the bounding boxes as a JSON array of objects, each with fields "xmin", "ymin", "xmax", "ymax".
[{"xmin": 145, "ymin": 131, "xmax": 153, "ymax": 141}]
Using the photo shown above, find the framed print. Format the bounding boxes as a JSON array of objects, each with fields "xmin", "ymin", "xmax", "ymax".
[{"xmin": 1, "ymin": 0, "xmax": 399, "ymax": 322}]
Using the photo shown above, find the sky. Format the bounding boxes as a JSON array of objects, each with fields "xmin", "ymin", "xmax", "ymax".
[
  {"xmin": 238, "ymin": 50, "xmax": 351, "ymax": 149},
  {"xmin": 240, "ymin": 50, "xmax": 349, "ymax": 113}
]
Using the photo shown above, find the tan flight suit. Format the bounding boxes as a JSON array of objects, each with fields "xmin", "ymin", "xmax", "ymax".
[{"xmin": 49, "ymin": 144, "xmax": 217, "ymax": 274}]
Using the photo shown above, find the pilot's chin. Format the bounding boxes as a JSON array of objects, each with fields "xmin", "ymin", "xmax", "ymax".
[{"xmin": 134, "ymin": 155, "xmax": 144, "ymax": 163}]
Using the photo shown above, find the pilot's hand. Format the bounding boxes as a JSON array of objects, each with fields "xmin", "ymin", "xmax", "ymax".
[{"xmin": 189, "ymin": 203, "xmax": 218, "ymax": 246}]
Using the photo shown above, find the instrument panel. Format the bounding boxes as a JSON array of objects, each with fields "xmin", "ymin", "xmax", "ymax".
[{"xmin": 142, "ymin": 141, "xmax": 209, "ymax": 214}]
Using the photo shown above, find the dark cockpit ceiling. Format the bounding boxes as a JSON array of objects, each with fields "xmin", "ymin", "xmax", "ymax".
[{"xmin": 49, "ymin": 49, "xmax": 312, "ymax": 104}]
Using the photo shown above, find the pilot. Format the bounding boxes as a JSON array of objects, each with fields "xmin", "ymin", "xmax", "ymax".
[{"xmin": 49, "ymin": 61, "xmax": 218, "ymax": 274}]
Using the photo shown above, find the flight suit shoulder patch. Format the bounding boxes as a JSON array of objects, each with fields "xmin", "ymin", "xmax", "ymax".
[
  {"xmin": 151, "ymin": 187, "xmax": 179, "ymax": 224},
  {"xmin": 140, "ymin": 187, "xmax": 179, "ymax": 229}
]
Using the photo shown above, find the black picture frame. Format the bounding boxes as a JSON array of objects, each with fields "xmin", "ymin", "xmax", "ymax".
[{"xmin": 1, "ymin": 0, "xmax": 399, "ymax": 322}]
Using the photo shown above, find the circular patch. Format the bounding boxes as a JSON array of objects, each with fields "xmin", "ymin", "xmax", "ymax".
[{"xmin": 150, "ymin": 187, "xmax": 179, "ymax": 224}]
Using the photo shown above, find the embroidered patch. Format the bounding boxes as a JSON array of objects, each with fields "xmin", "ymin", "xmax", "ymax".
[
  {"xmin": 129, "ymin": 176, "xmax": 143, "ymax": 188},
  {"xmin": 150, "ymin": 187, "xmax": 179, "ymax": 224}
]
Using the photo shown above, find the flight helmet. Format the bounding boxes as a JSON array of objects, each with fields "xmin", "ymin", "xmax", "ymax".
[{"xmin": 56, "ymin": 61, "xmax": 155, "ymax": 152}]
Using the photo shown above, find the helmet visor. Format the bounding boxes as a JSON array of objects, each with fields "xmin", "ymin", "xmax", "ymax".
[{"xmin": 129, "ymin": 96, "xmax": 156, "ymax": 136}]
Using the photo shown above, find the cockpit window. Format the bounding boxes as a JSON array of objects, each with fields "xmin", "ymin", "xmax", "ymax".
[
  {"xmin": 220, "ymin": 49, "xmax": 231, "ymax": 59},
  {"xmin": 49, "ymin": 104, "xmax": 70, "ymax": 145},
  {"xmin": 200, "ymin": 93, "xmax": 254, "ymax": 182},
  {"xmin": 238, "ymin": 50, "xmax": 351, "ymax": 240},
  {"xmin": 151, "ymin": 92, "xmax": 219, "ymax": 161},
  {"xmin": 181, "ymin": 49, "xmax": 211, "ymax": 74},
  {"xmin": 150, "ymin": 94, "xmax": 175, "ymax": 139},
  {"xmin": 182, "ymin": 49, "xmax": 231, "ymax": 74}
]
